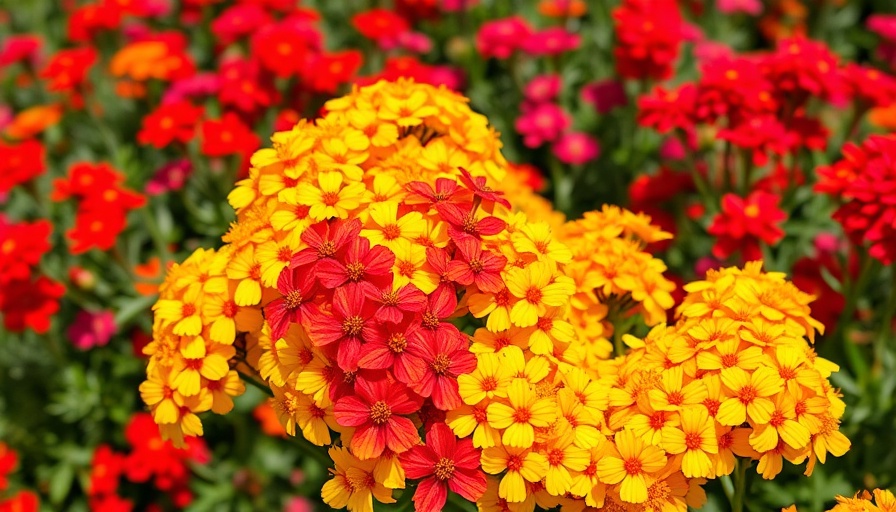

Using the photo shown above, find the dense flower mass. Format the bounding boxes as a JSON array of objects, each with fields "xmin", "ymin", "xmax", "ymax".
[{"xmin": 140, "ymin": 81, "xmax": 849, "ymax": 512}]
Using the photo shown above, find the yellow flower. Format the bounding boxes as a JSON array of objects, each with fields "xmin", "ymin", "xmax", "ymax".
[
  {"xmin": 748, "ymin": 392, "xmax": 810, "ymax": 452},
  {"xmin": 505, "ymin": 261, "xmax": 575, "ymax": 328},
  {"xmin": 293, "ymin": 171, "xmax": 365, "ymax": 221},
  {"xmin": 647, "ymin": 365, "xmax": 708, "ymax": 411},
  {"xmin": 661, "ymin": 406, "xmax": 718, "ymax": 478},
  {"xmin": 153, "ymin": 286, "xmax": 202, "ymax": 336},
  {"xmin": 446, "ymin": 403, "xmax": 501, "ymax": 449},
  {"xmin": 487, "ymin": 378, "xmax": 557, "ymax": 448},
  {"xmin": 171, "ymin": 338, "xmax": 235, "ymax": 396},
  {"xmin": 321, "ymin": 447, "xmax": 395, "ymax": 512},
  {"xmin": 457, "ymin": 352, "xmax": 512, "ymax": 405},
  {"xmin": 596, "ymin": 429, "xmax": 667, "ymax": 504},
  {"xmin": 512, "ymin": 222, "xmax": 572, "ymax": 264},
  {"xmin": 206, "ymin": 370, "xmax": 245, "ymax": 414},
  {"xmin": 717, "ymin": 367, "xmax": 784, "ymax": 426},
  {"xmin": 390, "ymin": 238, "xmax": 439, "ymax": 293},
  {"xmin": 481, "ymin": 444, "xmax": 549, "ymax": 503},
  {"xmin": 360, "ymin": 201, "xmax": 425, "ymax": 250},
  {"xmin": 271, "ymin": 383, "xmax": 336, "ymax": 446},
  {"xmin": 539, "ymin": 430, "xmax": 590, "ymax": 496},
  {"xmin": 226, "ymin": 245, "xmax": 265, "ymax": 306},
  {"xmin": 378, "ymin": 89, "xmax": 439, "ymax": 127}
]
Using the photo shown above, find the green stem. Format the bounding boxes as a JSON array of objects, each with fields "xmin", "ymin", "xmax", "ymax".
[
  {"xmin": 831, "ymin": 251, "xmax": 876, "ymax": 342},
  {"xmin": 730, "ymin": 459, "xmax": 749, "ymax": 512},
  {"xmin": 141, "ymin": 204, "xmax": 171, "ymax": 269},
  {"xmin": 875, "ymin": 268, "xmax": 896, "ymax": 360}
]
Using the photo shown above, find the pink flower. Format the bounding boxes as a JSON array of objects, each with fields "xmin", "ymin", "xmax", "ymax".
[
  {"xmin": 522, "ymin": 27, "xmax": 581, "ymax": 56},
  {"xmin": 515, "ymin": 103, "xmax": 570, "ymax": 148},
  {"xmin": 716, "ymin": 0, "xmax": 762, "ymax": 15},
  {"xmin": 68, "ymin": 310, "xmax": 116, "ymax": 350},
  {"xmin": 552, "ymin": 132, "xmax": 600, "ymax": 165},
  {"xmin": 440, "ymin": 0, "xmax": 479, "ymax": 11},
  {"xmin": 146, "ymin": 159, "xmax": 193, "ymax": 195},
  {"xmin": 693, "ymin": 41, "xmax": 734, "ymax": 63},
  {"xmin": 475, "ymin": 16, "xmax": 532, "ymax": 59},
  {"xmin": 162, "ymin": 73, "xmax": 221, "ymax": 104},
  {"xmin": 284, "ymin": 497, "xmax": 313, "ymax": 512},
  {"xmin": 582, "ymin": 79, "xmax": 627, "ymax": 114},
  {"xmin": 524, "ymin": 74, "xmax": 562, "ymax": 103},
  {"xmin": 381, "ymin": 31, "xmax": 433, "ymax": 53},
  {"xmin": 659, "ymin": 136, "xmax": 686, "ymax": 160},
  {"xmin": 0, "ymin": 35, "xmax": 42, "ymax": 68},
  {"xmin": 868, "ymin": 14, "xmax": 896, "ymax": 42}
]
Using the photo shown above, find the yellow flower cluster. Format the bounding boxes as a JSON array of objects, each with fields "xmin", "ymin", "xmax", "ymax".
[
  {"xmin": 784, "ymin": 488, "xmax": 896, "ymax": 512},
  {"xmin": 556, "ymin": 206, "xmax": 676, "ymax": 364}
]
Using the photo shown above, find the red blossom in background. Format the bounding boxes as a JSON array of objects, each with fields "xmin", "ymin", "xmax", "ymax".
[
  {"xmin": 0, "ymin": 276, "xmax": 65, "ymax": 334},
  {"xmin": 708, "ymin": 190, "xmax": 787, "ymax": 260},
  {"xmin": 0, "ymin": 218, "xmax": 52, "ymax": 285},
  {"xmin": 0, "ymin": 139, "xmax": 45, "ymax": 194},
  {"xmin": 137, "ymin": 100, "xmax": 204, "ymax": 148},
  {"xmin": 475, "ymin": 16, "xmax": 532, "ymax": 60},
  {"xmin": 613, "ymin": 0, "xmax": 684, "ymax": 80}
]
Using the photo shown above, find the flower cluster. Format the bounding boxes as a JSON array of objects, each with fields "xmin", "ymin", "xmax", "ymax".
[
  {"xmin": 51, "ymin": 162, "xmax": 146, "ymax": 254},
  {"xmin": 0, "ymin": 216, "xmax": 63, "ymax": 334},
  {"xmin": 88, "ymin": 413, "xmax": 209, "ymax": 512},
  {"xmin": 784, "ymin": 488, "xmax": 896, "ymax": 512},
  {"xmin": 816, "ymin": 134, "xmax": 896, "ymax": 265},
  {"xmin": 614, "ymin": 0, "xmax": 686, "ymax": 80},
  {"xmin": 0, "ymin": 443, "xmax": 38, "ymax": 512},
  {"xmin": 556, "ymin": 206, "xmax": 677, "ymax": 363}
]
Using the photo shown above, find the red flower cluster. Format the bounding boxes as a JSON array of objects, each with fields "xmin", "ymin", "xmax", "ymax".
[
  {"xmin": 0, "ymin": 217, "xmax": 62, "ymax": 334},
  {"xmin": 816, "ymin": 135, "xmax": 896, "ymax": 265},
  {"xmin": 88, "ymin": 413, "xmax": 209, "ymax": 512},
  {"xmin": 51, "ymin": 162, "xmax": 146, "ymax": 254},
  {"xmin": 613, "ymin": 0, "xmax": 685, "ymax": 80},
  {"xmin": 0, "ymin": 139, "xmax": 45, "ymax": 194},
  {"xmin": 0, "ymin": 443, "xmax": 38, "ymax": 512}
]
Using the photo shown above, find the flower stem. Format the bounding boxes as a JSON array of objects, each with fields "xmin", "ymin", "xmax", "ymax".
[{"xmin": 729, "ymin": 459, "xmax": 749, "ymax": 512}]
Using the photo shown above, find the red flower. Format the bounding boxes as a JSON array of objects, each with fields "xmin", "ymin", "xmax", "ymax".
[
  {"xmin": 67, "ymin": 209, "xmax": 127, "ymax": 254},
  {"xmin": 317, "ymin": 237, "xmax": 395, "ymax": 292},
  {"xmin": 695, "ymin": 56, "xmax": 776, "ymax": 125},
  {"xmin": 475, "ymin": 16, "xmax": 532, "ymax": 60},
  {"xmin": 357, "ymin": 318, "xmax": 425, "ymax": 385},
  {"xmin": 458, "ymin": 167, "xmax": 510, "ymax": 208},
  {"xmin": 717, "ymin": 115, "xmax": 795, "ymax": 166},
  {"xmin": 0, "ymin": 276, "xmax": 65, "ymax": 334},
  {"xmin": 398, "ymin": 423, "xmax": 487, "ymax": 511},
  {"xmin": 409, "ymin": 328, "xmax": 476, "ymax": 410},
  {"xmin": 0, "ymin": 139, "xmax": 45, "ymax": 194},
  {"xmin": 0, "ymin": 491, "xmax": 39, "ymax": 512},
  {"xmin": 137, "ymin": 101, "xmax": 204, "ymax": 148},
  {"xmin": 418, "ymin": 284, "xmax": 458, "ymax": 333},
  {"xmin": 637, "ymin": 84, "xmax": 697, "ymax": 135},
  {"xmin": 308, "ymin": 51, "xmax": 363, "ymax": 94},
  {"xmin": 406, "ymin": 177, "xmax": 462, "ymax": 207},
  {"xmin": 707, "ymin": 191, "xmax": 787, "ymax": 260},
  {"xmin": 365, "ymin": 283, "xmax": 427, "ymax": 324},
  {"xmin": 310, "ymin": 285, "xmax": 378, "ymax": 371},
  {"xmin": 0, "ymin": 35, "xmax": 41, "ymax": 68},
  {"xmin": 211, "ymin": 4, "xmax": 273, "ymax": 46},
  {"xmin": 352, "ymin": 9, "xmax": 409, "ymax": 41},
  {"xmin": 841, "ymin": 63, "xmax": 896, "ymax": 109},
  {"xmin": 522, "ymin": 27, "xmax": 581, "ymax": 56},
  {"xmin": 613, "ymin": 0, "xmax": 683, "ymax": 80},
  {"xmin": 68, "ymin": 1, "xmax": 122, "ymax": 43},
  {"xmin": 88, "ymin": 495, "xmax": 133, "ymax": 512},
  {"xmin": 124, "ymin": 413, "xmax": 208, "ymax": 491},
  {"xmin": 51, "ymin": 161, "xmax": 121, "ymax": 201},
  {"xmin": 435, "ymin": 202, "xmax": 506, "ymax": 242},
  {"xmin": 40, "ymin": 47, "xmax": 97, "ymax": 92},
  {"xmin": 763, "ymin": 37, "xmax": 845, "ymax": 105},
  {"xmin": 333, "ymin": 376, "xmax": 422, "ymax": 459},
  {"xmin": 447, "ymin": 238, "xmax": 507, "ymax": 293},
  {"xmin": 217, "ymin": 58, "xmax": 278, "ymax": 115},
  {"xmin": 88, "ymin": 445, "xmax": 125, "ymax": 496},
  {"xmin": 0, "ymin": 443, "xmax": 17, "ymax": 491},
  {"xmin": 816, "ymin": 134, "xmax": 896, "ymax": 264},
  {"xmin": 0, "ymin": 218, "xmax": 51, "ymax": 285},
  {"xmin": 200, "ymin": 113, "xmax": 260, "ymax": 157},
  {"xmin": 290, "ymin": 219, "xmax": 362, "ymax": 271},
  {"xmin": 251, "ymin": 21, "xmax": 320, "ymax": 78},
  {"xmin": 265, "ymin": 267, "xmax": 319, "ymax": 341}
]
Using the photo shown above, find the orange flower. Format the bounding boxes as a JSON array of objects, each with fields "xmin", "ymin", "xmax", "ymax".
[{"xmin": 4, "ymin": 104, "xmax": 62, "ymax": 140}]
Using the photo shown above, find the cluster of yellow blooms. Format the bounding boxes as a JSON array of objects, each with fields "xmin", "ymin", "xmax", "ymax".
[
  {"xmin": 556, "ymin": 207, "xmax": 677, "ymax": 363},
  {"xmin": 139, "ymin": 80, "xmax": 851, "ymax": 512},
  {"xmin": 784, "ymin": 488, "xmax": 896, "ymax": 512}
]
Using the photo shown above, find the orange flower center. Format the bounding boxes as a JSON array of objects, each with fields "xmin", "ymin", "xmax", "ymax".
[
  {"xmin": 506, "ymin": 455, "xmax": 523, "ymax": 471},
  {"xmin": 318, "ymin": 241, "xmax": 337, "ymax": 258},
  {"xmin": 623, "ymin": 457, "xmax": 643, "ymax": 475},
  {"xmin": 181, "ymin": 304, "xmax": 196, "ymax": 317},
  {"xmin": 469, "ymin": 259, "xmax": 484, "ymax": 273},
  {"xmin": 346, "ymin": 262, "xmax": 365, "ymax": 281},
  {"xmin": 222, "ymin": 300, "xmax": 238, "ymax": 318},
  {"xmin": 433, "ymin": 457, "xmax": 455, "ymax": 481},
  {"xmin": 513, "ymin": 408, "xmax": 532, "ymax": 423},
  {"xmin": 431, "ymin": 353, "xmax": 451, "ymax": 375},
  {"xmin": 481, "ymin": 376, "xmax": 498, "ymax": 391},
  {"xmin": 382, "ymin": 224, "xmax": 401, "ymax": 240},
  {"xmin": 284, "ymin": 290, "xmax": 304, "ymax": 309},
  {"xmin": 547, "ymin": 449, "xmax": 564, "ymax": 466},
  {"xmin": 685, "ymin": 432, "xmax": 704, "ymax": 451},
  {"xmin": 369, "ymin": 400, "xmax": 392, "ymax": 425},
  {"xmin": 737, "ymin": 385, "xmax": 757, "ymax": 404},
  {"xmin": 342, "ymin": 315, "xmax": 364, "ymax": 336},
  {"xmin": 321, "ymin": 191, "xmax": 340, "ymax": 206},
  {"xmin": 387, "ymin": 333, "xmax": 407, "ymax": 353},
  {"xmin": 277, "ymin": 246, "xmax": 292, "ymax": 262},
  {"xmin": 525, "ymin": 287, "xmax": 543, "ymax": 304}
]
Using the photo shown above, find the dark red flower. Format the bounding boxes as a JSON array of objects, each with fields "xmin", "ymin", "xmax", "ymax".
[
  {"xmin": 290, "ymin": 219, "xmax": 362, "ymax": 271},
  {"xmin": 218, "ymin": 58, "xmax": 278, "ymax": 115},
  {"xmin": 0, "ymin": 443, "xmax": 17, "ymax": 491},
  {"xmin": 124, "ymin": 413, "xmax": 208, "ymax": 491},
  {"xmin": 0, "ymin": 491, "xmax": 39, "ymax": 512},
  {"xmin": 365, "ymin": 283, "xmax": 427, "ymax": 324},
  {"xmin": 0, "ymin": 276, "xmax": 65, "ymax": 334},
  {"xmin": 333, "ymin": 376, "xmax": 422, "ymax": 459},
  {"xmin": 265, "ymin": 267, "xmax": 319, "ymax": 341},
  {"xmin": 68, "ymin": 1, "xmax": 122, "ymax": 43},
  {"xmin": 398, "ymin": 423, "xmax": 487, "ymax": 511},
  {"xmin": 0, "ymin": 35, "xmax": 42, "ymax": 68},
  {"xmin": 717, "ymin": 115, "xmax": 795, "ymax": 167},
  {"xmin": 406, "ymin": 177, "xmax": 462, "ymax": 207},
  {"xmin": 637, "ymin": 84, "xmax": 697, "ymax": 135},
  {"xmin": 435, "ymin": 202, "xmax": 506, "ymax": 242},
  {"xmin": 458, "ymin": 167, "xmax": 510, "ymax": 209}
]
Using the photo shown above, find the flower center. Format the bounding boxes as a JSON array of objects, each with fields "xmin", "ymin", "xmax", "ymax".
[
  {"xmin": 738, "ymin": 385, "xmax": 757, "ymax": 404},
  {"xmin": 431, "ymin": 353, "xmax": 451, "ymax": 375},
  {"xmin": 525, "ymin": 287, "xmax": 543, "ymax": 304},
  {"xmin": 387, "ymin": 333, "xmax": 407, "ymax": 353},
  {"xmin": 469, "ymin": 259, "xmax": 484, "ymax": 273},
  {"xmin": 422, "ymin": 311, "xmax": 440, "ymax": 330},
  {"xmin": 623, "ymin": 457, "xmax": 642, "ymax": 475},
  {"xmin": 369, "ymin": 400, "xmax": 392, "ymax": 425},
  {"xmin": 433, "ymin": 458, "xmax": 455, "ymax": 481},
  {"xmin": 506, "ymin": 455, "xmax": 523, "ymax": 472},
  {"xmin": 342, "ymin": 315, "xmax": 364, "ymax": 336},
  {"xmin": 318, "ymin": 241, "xmax": 337, "ymax": 258},
  {"xmin": 221, "ymin": 300, "xmax": 238, "ymax": 318},
  {"xmin": 321, "ymin": 191, "xmax": 340, "ymax": 206},
  {"xmin": 181, "ymin": 304, "xmax": 196, "ymax": 317},
  {"xmin": 481, "ymin": 376, "xmax": 498, "ymax": 391},
  {"xmin": 284, "ymin": 290, "xmax": 304, "ymax": 309},
  {"xmin": 382, "ymin": 224, "xmax": 401, "ymax": 240},
  {"xmin": 666, "ymin": 391, "xmax": 684, "ymax": 406},
  {"xmin": 685, "ymin": 432, "xmax": 703, "ymax": 451},
  {"xmin": 346, "ymin": 262, "xmax": 365, "ymax": 281},
  {"xmin": 513, "ymin": 408, "xmax": 532, "ymax": 423},
  {"xmin": 547, "ymin": 449, "xmax": 564, "ymax": 466},
  {"xmin": 277, "ymin": 246, "xmax": 293, "ymax": 262},
  {"xmin": 769, "ymin": 411, "xmax": 786, "ymax": 427}
]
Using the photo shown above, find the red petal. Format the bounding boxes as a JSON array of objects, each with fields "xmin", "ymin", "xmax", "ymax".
[
  {"xmin": 426, "ymin": 423, "xmax": 458, "ymax": 458},
  {"xmin": 385, "ymin": 416, "xmax": 421, "ymax": 453},
  {"xmin": 316, "ymin": 259, "xmax": 349, "ymax": 288},
  {"xmin": 351, "ymin": 422, "xmax": 386, "ymax": 459},
  {"xmin": 333, "ymin": 396, "xmax": 370, "ymax": 427},
  {"xmin": 414, "ymin": 477, "xmax": 448, "ymax": 512},
  {"xmin": 448, "ymin": 468, "xmax": 487, "ymax": 503},
  {"xmin": 477, "ymin": 216, "xmax": 506, "ymax": 236},
  {"xmin": 399, "ymin": 446, "xmax": 439, "ymax": 480}
]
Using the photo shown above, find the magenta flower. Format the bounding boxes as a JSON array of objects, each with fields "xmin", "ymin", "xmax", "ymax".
[
  {"xmin": 475, "ymin": 16, "xmax": 531, "ymax": 59},
  {"xmin": 522, "ymin": 27, "xmax": 581, "ymax": 56},
  {"xmin": 582, "ymin": 79, "xmax": 627, "ymax": 114},
  {"xmin": 717, "ymin": 0, "xmax": 762, "ymax": 15},
  {"xmin": 524, "ymin": 74, "xmax": 562, "ymax": 103},
  {"xmin": 146, "ymin": 159, "xmax": 193, "ymax": 196},
  {"xmin": 552, "ymin": 132, "xmax": 600, "ymax": 165},
  {"xmin": 68, "ymin": 310, "xmax": 116, "ymax": 350},
  {"xmin": 515, "ymin": 102, "xmax": 570, "ymax": 148}
]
